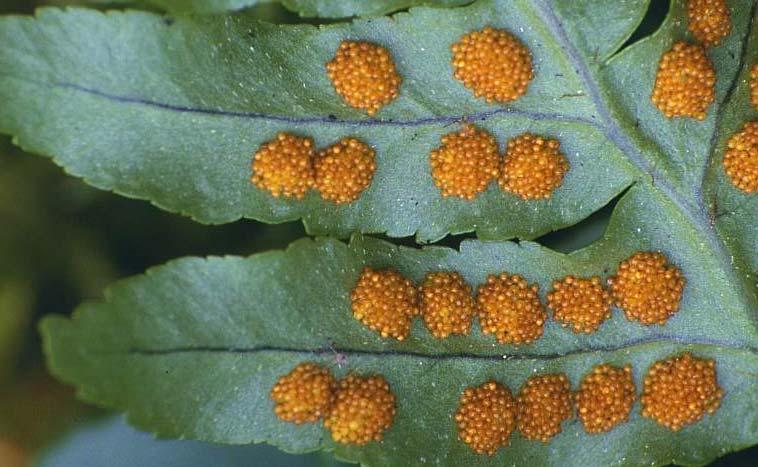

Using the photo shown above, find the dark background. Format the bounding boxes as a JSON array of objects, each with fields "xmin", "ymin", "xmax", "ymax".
[{"xmin": 0, "ymin": 0, "xmax": 754, "ymax": 465}]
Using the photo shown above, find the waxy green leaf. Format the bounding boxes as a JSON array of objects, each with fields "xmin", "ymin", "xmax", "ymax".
[
  {"xmin": 0, "ymin": 0, "xmax": 648, "ymax": 242},
  {"xmin": 42, "ymin": 185, "xmax": 758, "ymax": 466}
]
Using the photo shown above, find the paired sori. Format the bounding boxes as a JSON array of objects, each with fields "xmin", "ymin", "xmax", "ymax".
[
  {"xmin": 271, "ymin": 364, "xmax": 396, "ymax": 445},
  {"xmin": 251, "ymin": 133, "xmax": 377, "ymax": 203},
  {"xmin": 266, "ymin": 0, "xmax": 749, "ymax": 456},
  {"xmin": 252, "ymin": 121, "xmax": 572, "ymax": 204},
  {"xmin": 429, "ymin": 125, "xmax": 570, "ymax": 201},
  {"xmin": 349, "ymin": 250, "xmax": 684, "ymax": 343},
  {"xmin": 270, "ymin": 353, "xmax": 723, "ymax": 454}
]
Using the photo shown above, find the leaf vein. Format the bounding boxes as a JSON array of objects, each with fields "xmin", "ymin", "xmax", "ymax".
[
  {"xmin": 121, "ymin": 335, "xmax": 758, "ymax": 361},
  {"xmin": 3, "ymin": 74, "xmax": 601, "ymax": 129},
  {"xmin": 700, "ymin": 0, "xmax": 757, "ymax": 199}
]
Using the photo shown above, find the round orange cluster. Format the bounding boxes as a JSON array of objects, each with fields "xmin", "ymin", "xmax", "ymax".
[
  {"xmin": 270, "ymin": 363, "xmax": 335, "ymax": 424},
  {"xmin": 609, "ymin": 252, "xmax": 685, "ymax": 325},
  {"xmin": 324, "ymin": 374, "xmax": 396, "ymax": 445},
  {"xmin": 723, "ymin": 121, "xmax": 758, "ymax": 193},
  {"xmin": 313, "ymin": 137, "xmax": 376, "ymax": 204},
  {"xmin": 451, "ymin": 27, "xmax": 534, "ymax": 103},
  {"xmin": 499, "ymin": 133, "xmax": 569, "ymax": 200},
  {"xmin": 641, "ymin": 353, "xmax": 723, "ymax": 431},
  {"xmin": 350, "ymin": 267, "xmax": 419, "ymax": 341},
  {"xmin": 419, "ymin": 271, "xmax": 476, "ymax": 338},
  {"xmin": 575, "ymin": 364, "xmax": 636, "ymax": 433},
  {"xmin": 751, "ymin": 63, "xmax": 758, "ymax": 109},
  {"xmin": 326, "ymin": 41, "xmax": 401, "ymax": 116},
  {"xmin": 517, "ymin": 373, "xmax": 573, "ymax": 442},
  {"xmin": 476, "ymin": 273, "xmax": 546, "ymax": 345},
  {"xmin": 547, "ymin": 276, "xmax": 612, "ymax": 334},
  {"xmin": 251, "ymin": 133, "xmax": 315, "ymax": 199},
  {"xmin": 651, "ymin": 42, "xmax": 716, "ymax": 120},
  {"xmin": 429, "ymin": 124, "xmax": 500, "ymax": 199},
  {"xmin": 687, "ymin": 0, "xmax": 731, "ymax": 46},
  {"xmin": 455, "ymin": 381, "xmax": 517, "ymax": 455}
]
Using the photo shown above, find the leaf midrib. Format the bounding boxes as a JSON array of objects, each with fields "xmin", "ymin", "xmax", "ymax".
[
  {"xmin": 0, "ymin": 74, "xmax": 599, "ymax": 129},
  {"xmin": 107, "ymin": 334, "xmax": 758, "ymax": 360}
]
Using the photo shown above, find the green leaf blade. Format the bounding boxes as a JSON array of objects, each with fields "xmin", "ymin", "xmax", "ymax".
[
  {"xmin": 42, "ymin": 314, "xmax": 758, "ymax": 467},
  {"xmin": 41, "ymin": 193, "xmax": 758, "ymax": 465},
  {"xmin": 553, "ymin": 0, "xmax": 651, "ymax": 62},
  {"xmin": 701, "ymin": 7, "xmax": 758, "ymax": 291},
  {"xmin": 597, "ymin": 0, "xmax": 756, "ymax": 201},
  {"xmin": 0, "ymin": 2, "xmax": 647, "ymax": 241},
  {"xmin": 41, "ymin": 187, "xmax": 758, "ymax": 361}
]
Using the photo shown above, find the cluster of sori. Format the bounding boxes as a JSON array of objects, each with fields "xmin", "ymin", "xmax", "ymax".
[
  {"xmin": 252, "ymin": 1, "xmax": 754, "ymax": 204},
  {"xmin": 724, "ymin": 120, "xmax": 757, "ymax": 194},
  {"xmin": 251, "ymin": 133, "xmax": 376, "ymax": 204},
  {"xmin": 349, "ymin": 251, "xmax": 685, "ymax": 343},
  {"xmin": 456, "ymin": 353, "xmax": 722, "ymax": 455},
  {"xmin": 269, "ymin": 353, "xmax": 722, "ymax": 452},
  {"xmin": 251, "ymin": 25, "xmax": 546, "ymax": 203},
  {"xmin": 741, "ymin": 56, "xmax": 758, "ymax": 196},
  {"xmin": 652, "ymin": 0, "xmax": 755, "ymax": 193},
  {"xmin": 430, "ymin": 124, "xmax": 569, "ymax": 200},
  {"xmin": 325, "ymin": 27, "xmax": 534, "ymax": 116},
  {"xmin": 270, "ymin": 363, "xmax": 396, "ymax": 445},
  {"xmin": 652, "ymin": 0, "xmax": 729, "ymax": 119},
  {"xmin": 251, "ymin": 122, "xmax": 571, "ymax": 204}
]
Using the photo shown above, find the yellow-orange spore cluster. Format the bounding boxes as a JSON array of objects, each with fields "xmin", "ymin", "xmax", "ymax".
[
  {"xmin": 610, "ymin": 252, "xmax": 685, "ymax": 325},
  {"xmin": 251, "ymin": 133, "xmax": 315, "ymax": 199},
  {"xmin": 641, "ymin": 353, "xmax": 723, "ymax": 431},
  {"xmin": 350, "ymin": 267, "xmax": 419, "ymax": 341},
  {"xmin": 270, "ymin": 363, "xmax": 335, "ymax": 424},
  {"xmin": 420, "ymin": 271, "xmax": 476, "ymax": 338},
  {"xmin": 314, "ymin": 137, "xmax": 376, "ymax": 204},
  {"xmin": 326, "ymin": 41, "xmax": 401, "ymax": 116},
  {"xmin": 687, "ymin": 0, "xmax": 731, "ymax": 46},
  {"xmin": 476, "ymin": 273, "xmax": 546, "ymax": 345},
  {"xmin": 751, "ymin": 64, "xmax": 758, "ymax": 109},
  {"xmin": 517, "ymin": 373, "xmax": 573, "ymax": 442},
  {"xmin": 575, "ymin": 364, "xmax": 636, "ymax": 433},
  {"xmin": 429, "ymin": 125, "xmax": 500, "ymax": 199},
  {"xmin": 455, "ymin": 381, "xmax": 517, "ymax": 455},
  {"xmin": 499, "ymin": 133, "xmax": 569, "ymax": 200},
  {"xmin": 651, "ymin": 42, "xmax": 716, "ymax": 120},
  {"xmin": 324, "ymin": 374, "xmax": 396, "ymax": 445},
  {"xmin": 451, "ymin": 27, "xmax": 534, "ymax": 103},
  {"xmin": 547, "ymin": 276, "xmax": 612, "ymax": 334},
  {"xmin": 723, "ymin": 121, "xmax": 758, "ymax": 193}
]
